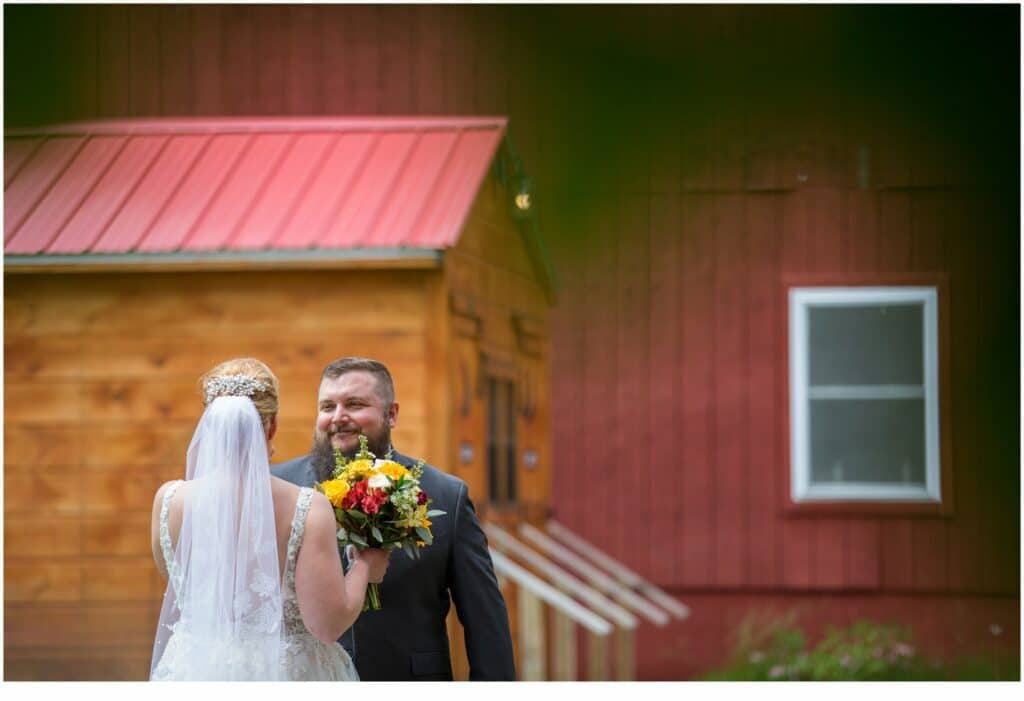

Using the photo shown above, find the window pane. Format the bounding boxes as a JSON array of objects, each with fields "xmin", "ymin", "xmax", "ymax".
[
  {"xmin": 487, "ymin": 378, "xmax": 517, "ymax": 504},
  {"xmin": 809, "ymin": 303, "xmax": 923, "ymax": 385},
  {"xmin": 810, "ymin": 398, "xmax": 926, "ymax": 485},
  {"xmin": 506, "ymin": 381, "xmax": 517, "ymax": 503},
  {"xmin": 487, "ymin": 378, "xmax": 501, "ymax": 503}
]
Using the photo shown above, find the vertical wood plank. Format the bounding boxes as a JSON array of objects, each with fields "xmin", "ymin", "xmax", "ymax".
[
  {"xmin": 286, "ymin": 5, "xmax": 320, "ymax": 114},
  {"xmin": 581, "ymin": 198, "xmax": 617, "ymax": 547},
  {"xmin": 517, "ymin": 587, "xmax": 545, "ymax": 680},
  {"xmin": 440, "ymin": 5, "xmax": 475, "ymax": 114},
  {"xmin": 809, "ymin": 188, "xmax": 844, "ymax": 273},
  {"xmin": 319, "ymin": 5, "xmax": 347, "ymax": 114},
  {"xmin": 744, "ymin": 193, "xmax": 781, "ymax": 589},
  {"xmin": 344, "ymin": 5, "xmax": 379, "ymax": 114},
  {"xmin": 252, "ymin": 5, "xmax": 287, "ymax": 114},
  {"xmin": 62, "ymin": 5, "xmax": 99, "ymax": 120},
  {"xmin": 157, "ymin": 5, "xmax": 193, "ymax": 115},
  {"xmin": 190, "ymin": 5, "xmax": 223, "ymax": 115},
  {"xmin": 844, "ymin": 189, "xmax": 879, "ymax": 275},
  {"xmin": 586, "ymin": 631, "xmax": 608, "ymax": 681},
  {"xmin": 877, "ymin": 191, "xmax": 914, "ymax": 272},
  {"xmin": 812, "ymin": 521, "xmax": 847, "ymax": 589},
  {"xmin": 648, "ymin": 193, "xmax": 681, "ymax": 585},
  {"xmin": 377, "ymin": 5, "xmax": 413, "ymax": 114},
  {"xmin": 880, "ymin": 520, "xmax": 914, "ymax": 590},
  {"xmin": 96, "ymin": 4, "xmax": 132, "ymax": 118},
  {"xmin": 712, "ymin": 193, "xmax": 747, "ymax": 588},
  {"xmin": 410, "ymin": 4, "xmax": 445, "ymax": 115},
  {"xmin": 617, "ymin": 194, "xmax": 650, "ymax": 570},
  {"xmin": 472, "ymin": 5, "xmax": 507, "ymax": 115},
  {"xmin": 221, "ymin": 5, "xmax": 255, "ymax": 115},
  {"xmin": 615, "ymin": 627, "xmax": 635, "ymax": 680},
  {"xmin": 779, "ymin": 188, "xmax": 814, "ymax": 589},
  {"xmin": 974, "ymin": 192, "xmax": 1018, "ymax": 595},
  {"xmin": 548, "ymin": 204, "xmax": 586, "ymax": 531},
  {"xmin": 678, "ymin": 193, "xmax": 715, "ymax": 587},
  {"xmin": 910, "ymin": 521, "xmax": 948, "ymax": 591},
  {"xmin": 128, "ymin": 5, "xmax": 162, "ymax": 116},
  {"xmin": 552, "ymin": 611, "xmax": 576, "ymax": 680},
  {"xmin": 846, "ymin": 520, "xmax": 881, "ymax": 590},
  {"xmin": 944, "ymin": 193, "xmax": 983, "ymax": 592}
]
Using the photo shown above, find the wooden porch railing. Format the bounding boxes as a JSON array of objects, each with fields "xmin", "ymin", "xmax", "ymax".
[
  {"xmin": 486, "ymin": 523, "xmax": 639, "ymax": 680},
  {"xmin": 518, "ymin": 523, "xmax": 672, "ymax": 626},
  {"xmin": 488, "ymin": 549, "xmax": 613, "ymax": 681},
  {"xmin": 546, "ymin": 520, "xmax": 691, "ymax": 621}
]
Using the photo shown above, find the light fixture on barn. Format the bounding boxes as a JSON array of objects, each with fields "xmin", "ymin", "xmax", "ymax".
[
  {"xmin": 497, "ymin": 133, "xmax": 536, "ymax": 221},
  {"xmin": 511, "ymin": 174, "xmax": 534, "ymax": 219}
]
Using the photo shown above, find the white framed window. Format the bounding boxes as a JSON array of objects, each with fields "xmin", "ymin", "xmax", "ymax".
[{"xmin": 789, "ymin": 286, "xmax": 941, "ymax": 502}]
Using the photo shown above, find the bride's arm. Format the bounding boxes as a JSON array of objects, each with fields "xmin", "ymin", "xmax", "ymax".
[
  {"xmin": 294, "ymin": 492, "xmax": 373, "ymax": 644},
  {"xmin": 149, "ymin": 481, "xmax": 173, "ymax": 581}
]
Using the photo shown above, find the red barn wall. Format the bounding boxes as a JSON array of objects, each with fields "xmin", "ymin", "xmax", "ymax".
[{"xmin": 4, "ymin": 4, "xmax": 1018, "ymax": 679}]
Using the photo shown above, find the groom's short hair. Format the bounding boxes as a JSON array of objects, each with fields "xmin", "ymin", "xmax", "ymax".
[{"xmin": 321, "ymin": 357, "xmax": 396, "ymax": 405}]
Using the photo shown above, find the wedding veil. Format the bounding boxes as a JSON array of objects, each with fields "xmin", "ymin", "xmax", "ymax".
[{"xmin": 150, "ymin": 395, "xmax": 284, "ymax": 680}]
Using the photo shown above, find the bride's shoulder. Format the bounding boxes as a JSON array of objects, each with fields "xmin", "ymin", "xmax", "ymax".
[
  {"xmin": 151, "ymin": 478, "xmax": 182, "ymax": 506},
  {"xmin": 149, "ymin": 479, "xmax": 185, "ymax": 525},
  {"xmin": 270, "ymin": 474, "xmax": 304, "ymax": 498}
]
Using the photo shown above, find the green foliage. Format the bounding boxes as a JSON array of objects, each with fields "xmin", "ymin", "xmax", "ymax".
[{"xmin": 702, "ymin": 610, "xmax": 1015, "ymax": 681}]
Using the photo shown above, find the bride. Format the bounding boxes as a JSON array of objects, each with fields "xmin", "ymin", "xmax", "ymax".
[{"xmin": 148, "ymin": 358, "xmax": 389, "ymax": 681}]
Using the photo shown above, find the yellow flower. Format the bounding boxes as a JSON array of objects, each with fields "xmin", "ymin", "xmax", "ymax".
[
  {"xmin": 413, "ymin": 504, "xmax": 431, "ymax": 529},
  {"xmin": 415, "ymin": 540, "xmax": 426, "ymax": 548},
  {"xmin": 321, "ymin": 478, "xmax": 350, "ymax": 507},
  {"xmin": 376, "ymin": 460, "xmax": 408, "ymax": 482},
  {"xmin": 343, "ymin": 459, "xmax": 374, "ymax": 481}
]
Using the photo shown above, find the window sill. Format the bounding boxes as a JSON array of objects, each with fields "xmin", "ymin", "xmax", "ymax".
[{"xmin": 784, "ymin": 498, "xmax": 954, "ymax": 518}]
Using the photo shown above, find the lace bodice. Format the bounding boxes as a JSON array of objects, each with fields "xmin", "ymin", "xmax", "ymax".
[
  {"xmin": 153, "ymin": 483, "xmax": 357, "ymax": 681},
  {"xmin": 282, "ymin": 487, "xmax": 315, "ymax": 636},
  {"xmin": 159, "ymin": 481, "xmax": 184, "ymax": 596}
]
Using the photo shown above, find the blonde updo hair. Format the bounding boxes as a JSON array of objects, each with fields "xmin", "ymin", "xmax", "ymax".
[{"xmin": 199, "ymin": 357, "xmax": 280, "ymax": 429}]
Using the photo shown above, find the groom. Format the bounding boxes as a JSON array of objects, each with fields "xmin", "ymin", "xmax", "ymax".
[{"xmin": 273, "ymin": 357, "xmax": 516, "ymax": 681}]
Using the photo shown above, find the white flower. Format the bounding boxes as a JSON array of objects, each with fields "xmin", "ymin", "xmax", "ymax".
[
  {"xmin": 768, "ymin": 665, "xmax": 785, "ymax": 679},
  {"xmin": 990, "ymin": 623, "xmax": 1003, "ymax": 637},
  {"xmin": 367, "ymin": 473, "xmax": 390, "ymax": 490}
]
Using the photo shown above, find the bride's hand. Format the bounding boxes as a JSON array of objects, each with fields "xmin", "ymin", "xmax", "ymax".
[{"xmin": 354, "ymin": 546, "xmax": 390, "ymax": 583}]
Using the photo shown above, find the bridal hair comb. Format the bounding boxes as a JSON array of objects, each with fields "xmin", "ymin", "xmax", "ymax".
[{"xmin": 204, "ymin": 374, "xmax": 270, "ymax": 404}]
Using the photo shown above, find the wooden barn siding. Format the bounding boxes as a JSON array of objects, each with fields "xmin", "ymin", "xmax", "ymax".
[
  {"xmin": 4, "ymin": 270, "xmax": 437, "ymax": 679},
  {"xmin": 550, "ymin": 181, "xmax": 1019, "ymax": 596},
  {"xmin": 4, "ymin": 0, "xmax": 1017, "ymax": 609},
  {"xmin": 445, "ymin": 173, "xmax": 552, "ymax": 511}
]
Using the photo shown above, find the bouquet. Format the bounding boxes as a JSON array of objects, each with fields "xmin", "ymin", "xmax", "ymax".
[{"xmin": 315, "ymin": 435, "xmax": 445, "ymax": 610}]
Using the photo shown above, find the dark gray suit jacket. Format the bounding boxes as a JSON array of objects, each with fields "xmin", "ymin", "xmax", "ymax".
[{"xmin": 272, "ymin": 450, "xmax": 516, "ymax": 681}]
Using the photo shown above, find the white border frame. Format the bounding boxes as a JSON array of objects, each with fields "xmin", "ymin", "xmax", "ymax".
[{"xmin": 789, "ymin": 287, "xmax": 941, "ymax": 502}]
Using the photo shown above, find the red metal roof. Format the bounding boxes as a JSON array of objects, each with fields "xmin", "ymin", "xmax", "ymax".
[{"xmin": 4, "ymin": 117, "xmax": 506, "ymax": 257}]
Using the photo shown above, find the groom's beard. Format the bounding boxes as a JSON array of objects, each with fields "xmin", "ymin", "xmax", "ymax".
[{"xmin": 309, "ymin": 428, "xmax": 393, "ymax": 482}]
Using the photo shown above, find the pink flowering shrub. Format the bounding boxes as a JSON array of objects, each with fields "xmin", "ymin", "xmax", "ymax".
[{"xmin": 703, "ymin": 614, "xmax": 1013, "ymax": 681}]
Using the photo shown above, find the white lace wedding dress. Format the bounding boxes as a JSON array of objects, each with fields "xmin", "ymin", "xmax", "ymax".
[{"xmin": 151, "ymin": 483, "xmax": 359, "ymax": 681}]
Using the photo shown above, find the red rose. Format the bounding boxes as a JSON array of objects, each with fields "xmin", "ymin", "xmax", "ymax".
[
  {"xmin": 362, "ymin": 495, "xmax": 380, "ymax": 514},
  {"xmin": 343, "ymin": 480, "xmax": 369, "ymax": 510},
  {"xmin": 417, "ymin": 491, "xmax": 428, "ymax": 505}
]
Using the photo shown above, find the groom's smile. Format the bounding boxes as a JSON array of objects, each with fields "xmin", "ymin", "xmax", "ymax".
[{"xmin": 314, "ymin": 370, "xmax": 399, "ymax": 460}]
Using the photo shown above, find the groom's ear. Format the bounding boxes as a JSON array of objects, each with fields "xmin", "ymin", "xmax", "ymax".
[{"xmin": 387, "ymin": 402, "xmax": 399, "ymax": 428}]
